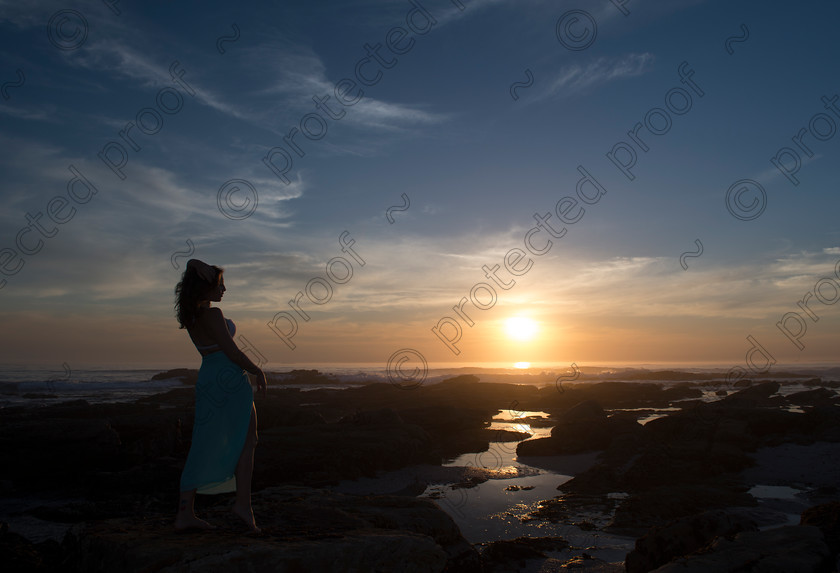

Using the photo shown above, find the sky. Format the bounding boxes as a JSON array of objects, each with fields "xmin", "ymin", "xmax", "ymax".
[{"xmin": 1, "ymin": 0, "xmax": 839, "ymax": 374}]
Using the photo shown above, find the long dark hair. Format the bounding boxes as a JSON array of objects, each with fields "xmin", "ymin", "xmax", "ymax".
[{"xmin": 174, "ymin": 264, "xmax": 224, "ymax": 329}]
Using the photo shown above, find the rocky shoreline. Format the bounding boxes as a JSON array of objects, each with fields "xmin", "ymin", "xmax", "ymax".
[{"xmin": 3, "ymin": 373, "xmax": 840, "ymax": 571}]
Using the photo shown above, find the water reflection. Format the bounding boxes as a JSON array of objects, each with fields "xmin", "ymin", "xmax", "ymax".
[{"xmin": 425, "ymin": 410, "xmax": 636, "ymax": 562}]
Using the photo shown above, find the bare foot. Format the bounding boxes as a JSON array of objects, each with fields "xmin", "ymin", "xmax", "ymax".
[
  {"xmin": 174, "ymin": 514, "xmax": 215, "ymax": 532},
  {"xmin": 232, "ymin": 504, "xmax": 261, "ymax": 533}
]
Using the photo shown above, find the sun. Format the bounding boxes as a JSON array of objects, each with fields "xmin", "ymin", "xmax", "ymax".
[{"xmin": 504, "ymin": 316, "xmax": 538, "ymax": 341}]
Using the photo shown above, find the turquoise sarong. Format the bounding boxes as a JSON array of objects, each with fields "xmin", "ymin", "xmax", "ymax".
[{"xmin": 180, "ymin": 351, "xmax": 254, "ymax": 494}]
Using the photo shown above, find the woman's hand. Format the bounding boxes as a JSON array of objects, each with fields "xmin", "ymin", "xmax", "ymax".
[{"xmin": 255, "ymin": 371, "xmax": 267, "ymax": 399}]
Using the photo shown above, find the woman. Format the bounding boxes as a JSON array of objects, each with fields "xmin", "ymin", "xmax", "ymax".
[{"xmin": 173, "ymin": 258, "xmax": 267, "ymax": 532}]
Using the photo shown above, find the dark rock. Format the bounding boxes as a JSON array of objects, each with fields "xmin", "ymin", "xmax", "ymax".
[
  {"xmin": 3, "ymin": 418, "xmax": 121, "ymax": 447},
  {"xmin": 518, "ymin": 401, "xmax": 641, "ymax": 457},
  {"xmin": 399, "ymin": 405, "xmax": 496, "ymax": 458},
  {"xmin": 788, "ymin": 387, "xmax": 836, "ymax": 406},
  {"xmin": 486, "ymin": 428, "xmax": 532, "ymax": 442},
  {"xmin": 151, "ymin": 368, "xmax": 197, "ymax": 384},
  {"xmin": 608, "ymin": 485, "xmax": 756, "ymax": 534},
  {"xmin": 0, "ymin": 522, "xmax": 63, "ymax": 572},
  {"xmin": 273, "ymin": 369, "xmax": 338, "ymax": 385},
  {"xmin": 552, "ymin": 400, "xmax": 840, "ymax": 532},
  {"xmin": 0, "ymin": 416, "xmax": 124, "ymax": 493},
  {"xmin": 340, "ymin": 407, "xmax": 405, "ymax": 426},
  {"xmin": 651, "ymin": 525, "xmax": 831, "ymax": 572},
  {"xmin": 439, "ymin": 374, "xmax": 481, "ymax": 385},
  {"xmin": 537, "ymin": 382, "xmax": 700, "ymax": 411},
  {"xmin": 719, "ymin": 381, "xmax": 780, "ymax": 406},
  {"xmin": 801, "ymin": 501, "xmax": 840, "ymax": 556},
  {"xmin": 558, "ymin": 554, "xmax": 623, "ymax": 571},
  {"xmin": 64, "ymin": 485, "xmax": 480, "ymax": 573},
  {"xmin": 556, "ymin": 400, "xmax": 606, "ymax": 426},
  {"xmin": 480, "ymin": 536, "xmax": 569, "ymax": 568},
  {"xmin": 624, "ymin": 510, "xmax": 758, "ymax": 573},
  {"xmin": 254, "ymin": 409, "xmax": 434, "ymax": 487},
  {"xmin": 259, "ymin": 405, "xmax": 326, "ymax": 428}
]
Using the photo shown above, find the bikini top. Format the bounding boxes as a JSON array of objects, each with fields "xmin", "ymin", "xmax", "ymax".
[{"xmin": 194, "ymin": 318, "xmax": 236, "ymax": 351}]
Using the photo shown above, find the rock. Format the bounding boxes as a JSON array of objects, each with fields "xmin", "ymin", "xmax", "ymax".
[
  {"xmin": 801, "ymin": 501, "xmax": 840, "ymax": 556},
  {"xmin": 650, "ymin": 525, "xmax": 831, "ymax": 572},
  {"xmin": 399, "ymin": 405, "xmax": 497, "ymax": 458},
  {"xmin": 552, "ymin": 401, "xmax": 840, "ymax": 532},
  {"xmin": 556, "ymin": 400, "xmax": 606, "ymax": 425},
  {"xmin": 788, "ymin": 387, "xmax": 836, "ymax": 406},
  {"xmin": 0, "ymin": 416, "xmax": 123, "ymax": 493},
  {"xmin": 719, "ymin": 381, "xmax": 780, "ymax": 406},
  {"xmin": 3, "ymin": 418, "xmax": 121, "ymax": 447},
  {"xmin": 340, "ymin": 407, "xmax": 406, "ymax": 426},
  {"xmin": 64, "ymin": 485, "xmax": 480, "ymax": 573},
  {"xmin": 273, "ymin": 369, "xmax": 338, "ymax": 385},
  {"xmin": 514, "ymin": 437, "xmax": 556, "ymax": 456},
  {"xmin": 254, "ymin": 409, "xmax": 434, "ymax": 487},
  {"xmin": 1, "ymin": 521, "xmax": 63, "ymax": 572},
  {"xmin": 608, "ymin": 485, "xmax": 757, "ymax": 534},
  {"xmin": 555, "ymin": 554, "xmax": 623, "ymax": 571},
  {"xmin": 480, "ymin": 536, "xmax": 569, "ymax": 571},
  {"xmin": 625, "ymin": 510, "xmax": 758, "ymax": 573},
  {"xmin": 487, "ymin": 429, "xmax": 532, "ymax": 442},
  {"xmin": 259, "ymin": 405, "xmax": 326, "ymax": 428},
  {"xmin": 518, "ymin": 401, "xmax": 641, "ymax": 457},
  {"xmin": 151, "ymin": 368, "xmax": 197, "ymax": 384}
]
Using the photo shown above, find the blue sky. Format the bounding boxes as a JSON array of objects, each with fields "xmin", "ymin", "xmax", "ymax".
[{"xmin": 1, "ymin": 0, "xmax": 839, "ymax": 372}]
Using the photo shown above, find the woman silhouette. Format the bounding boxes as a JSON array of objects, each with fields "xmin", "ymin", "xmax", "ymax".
[{"xmin": 174, "ymin": 258, "xmax": 266, "ymax": 532}]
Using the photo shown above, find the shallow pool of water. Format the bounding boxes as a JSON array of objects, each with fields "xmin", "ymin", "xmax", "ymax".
[{"xmin": 425, "ymin": 411, "xmax": 636, "ymax": 562}]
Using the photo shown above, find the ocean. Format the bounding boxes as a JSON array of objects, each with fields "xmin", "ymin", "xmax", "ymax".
[{"xmin": 2, "ymin": 362, "xmax": 837, "ymax": 409}]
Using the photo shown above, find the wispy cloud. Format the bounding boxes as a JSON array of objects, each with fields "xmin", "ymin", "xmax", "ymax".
[
  {"xmin": 0, "ymin": 103, "xmax": 58, "ymax": 121},
  {"xmin": 76, "ymin": 37, "xmax": 449, "ymax": 146},
  {"xmin": 73, "ymin": 40, "xmax": 255, "ymax": 122},
  {"xmin": 242, "ymin": 41, "xmax": 450, "ymax": 131},
  {"xmin": 431, "ymin": 0, "xmax": 517, "ymax": 28},
  {"xmin": 537, "ymin": 53, "xmax": 654, "ymax": 100}
]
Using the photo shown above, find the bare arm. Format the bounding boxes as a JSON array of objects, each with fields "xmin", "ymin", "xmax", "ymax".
[{"xmin": 202, "ymin": 308, "xmax": 263, "ymax": 376}]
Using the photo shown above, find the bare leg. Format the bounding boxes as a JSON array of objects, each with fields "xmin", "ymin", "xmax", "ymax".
[
  {"xmin": 232, "ymin": 405, "xmax": 260, "ymax": 532},
  {"xmin": 175, "ymin": 489, "xmax": 214, "ymax": 531}
]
